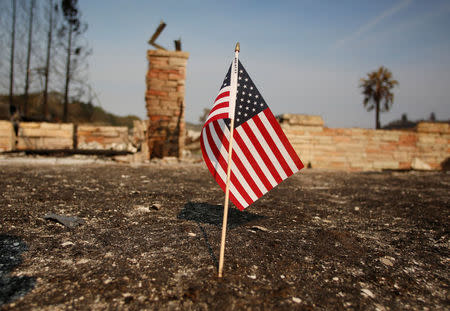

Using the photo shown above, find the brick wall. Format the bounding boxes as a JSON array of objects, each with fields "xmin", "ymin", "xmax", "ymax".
[
  {"xmin": 1, "ymin": 117, "xmax": 448, "ymax": 171},
  {"xmin": 132, "ymin": 120, "xmax": 149, "ymax": 159},
  {"xmin": 415, "ymin": 123, "xmax": 450, "ymax": 169},
  {"xmin": 280, "ymin": 114, "xmax": 450, "ymax": 171},
  {"xmin": 17, "ymin": 122, "xmax": 74, "ymax": 150},
  {"xmin": 146, "ymin": 50, "xmax": 189, "ymax": 159},
  {"xmin": 0, "ymin": 122, "xmax": 135, "ymax": 152},
  {"xmin": 0, "ymin": 121, "xmax": 15, "ymax": 152},
  {"xmin": 77, "ymin": 125, "xmax": 130, "ymax": 151}
]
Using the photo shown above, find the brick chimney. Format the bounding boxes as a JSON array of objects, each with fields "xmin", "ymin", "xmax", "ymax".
[{"xmin": 146, "ymin": 50, "xmax": 189, "ymax": 158}]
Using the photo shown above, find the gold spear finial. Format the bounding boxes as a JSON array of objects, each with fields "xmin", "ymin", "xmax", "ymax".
[{"xmin": 235, "ymin": 42, "xmax": 240, "ymax": 52}]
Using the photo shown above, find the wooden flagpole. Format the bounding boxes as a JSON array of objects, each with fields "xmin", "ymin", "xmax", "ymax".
[{"xmin": 218, "ymin": 42, "xmax": 240, "ymax": 278}]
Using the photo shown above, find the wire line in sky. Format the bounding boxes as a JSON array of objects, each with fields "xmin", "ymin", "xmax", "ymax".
[{"xmin": 332, "ymin": 0, "xmax": 413, "ymax": 50}]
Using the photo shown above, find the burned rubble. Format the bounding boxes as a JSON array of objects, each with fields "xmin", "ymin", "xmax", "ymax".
[{"xmin": 0, "ymin": 162, "xmax": 448, "ymax": 310}]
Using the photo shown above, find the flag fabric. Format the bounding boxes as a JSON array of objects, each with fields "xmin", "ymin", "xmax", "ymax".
[{"xmin": 200, "ymin": 60, "xmax": 304, "ymax": 210}]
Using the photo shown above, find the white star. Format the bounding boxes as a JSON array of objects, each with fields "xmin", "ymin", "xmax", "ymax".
[
  {"xmin": 238, "ymin": 83, "xmax": 240, "ymax": 87},
  {"xmin": 239, "ymin": 105, "xmax": 242, "ymax": 108},
  {"xmin": 245, "ymin": 106, "xmax": 249, "ymax": 110},
  {"xmin": 240, "ymin": 98, "xmax": 244, "ymax": 102},
  {"xmin": 248, "ymin": 93, "xmax": 252, "ymax": 97},
  {"xmin": 238, "ymin": 112, "xmax": 241, "ymax": 115},
  {"xmin": 239, "ymin": 70, "xmax": 243, "ymax": 73},
  {"xmin": 237, "ymin": 118, "xmax": 240, "ymax": 122},
  {"xmin": 242, "ymin": 91, "xmax": 245, "ymax": 95},
  {"xmin": 254, "ymin": 101, "xmax": 257, "ymax": 105},
  {"xmin": 252, "ymin": 108, "xmax": 255, "ymax": 112},
  {"xmin": 244, "ymin": 113, "xmax": 248, "ymax": 117},
  {"xmin": 260, "ymin": 103, "xmax": 263, "ymax": 106},
  {"xmin": 247, "ymin": 100, "xmax": 250, "ymax": 103},
  {"xmin": 243, "ymin": 85, "xmax": 247, "ymax": 88},
  {"xmin": 238, "ymin": 76, "xmax": 241, "ymax": 80},
  {"xmin": 250, "ymin": 87, "xmax": 253, "ymax": 90},
  {"xmin": 255, "ymin": 95, "xmax": 259, "ymax": 98},
  {"xmin": 245, "ymin": 78, "xmax": 248, "ymax": 82}
]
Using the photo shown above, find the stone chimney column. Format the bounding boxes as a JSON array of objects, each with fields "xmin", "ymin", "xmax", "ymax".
[{"xmin": 146, "ymin": 50, "xmax": 189, "ymax": 158}]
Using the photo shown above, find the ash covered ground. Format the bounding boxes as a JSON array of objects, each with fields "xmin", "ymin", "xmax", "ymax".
[{"xmin": 0, "ymin": 159, "xmax": 449, "ymax": 310}]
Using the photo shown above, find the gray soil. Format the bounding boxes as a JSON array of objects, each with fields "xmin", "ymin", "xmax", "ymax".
[{"xmin": 0, "ymin": 160, "xmax": 449, "ymax": 310}]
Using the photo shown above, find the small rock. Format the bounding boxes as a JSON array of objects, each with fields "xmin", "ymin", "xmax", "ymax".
[
  {"xmin": 137, "ymin": 295, "xmax": 146, "ymax": 302},
  {"xmin": 61, "ymin": 241, "xmax": 74, "ymax": 247},
  {"xmin": 13, "ymin": 242, "xmax": 19, "ymax": 247},
  {"xmin": 188, "ymin": 232, "xmax": 196, "ymax": 237},
  {"xmin": 280, "ymin": 275, "xmax": 285, "ymax": 279},
  {"xmin": 44, "ymin": 213, "xmax": 84, "ymax": 228},
  {"xmin": 380, "ymin": 257, "xmax": 394, "ymax": 267},
  {"xmin": 248, "ymin": 274, "xmax": 256, "ymax": 279},
  {"xmin": 77, "ymin": 258, "xmax": 89, "ymax": 265},
  {"xmin": 292, "ymin": 297, "xmax": 302, "ymax": 303},
  {"xmin": 104, "ymin": 252, "xmax": 113, "ymax": 258},
  {"xmin": 60, "ymin": 259, "xmax": 73, "ymax": 265},
  {"xmin": 150, "ymin": 203, "xmax": 162, "ymax": 210},
  {"xmin": 375, "ymin": 303, "xmax": 386, "ymax": 311},
  {"xmin": 250, "ymin": 225, "xmax": 269, "ymax": 232},
  {"xmin": 361, "ymin": 288, "xmax": 375, "ymax": 298},
  {"xmin": 354, "ymin": 206, "xmax": 360, "ymax": 211},
  {"xmin": 333, "ymin": 277, "xmax": 339, "ymax": 281},
  {"xmin": 133, "ymin": 205, "xmax": 150, "ymax": 213}
]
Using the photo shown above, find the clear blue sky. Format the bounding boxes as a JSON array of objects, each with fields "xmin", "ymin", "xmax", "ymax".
[{"xmin": 79, "ymin": 0, "xmax": 450, "ymax": 128}]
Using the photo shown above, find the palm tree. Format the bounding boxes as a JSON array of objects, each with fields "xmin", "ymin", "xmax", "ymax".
[{"xmin": 360, "ymin": 66, "xmax": 399, "ymax": 129}]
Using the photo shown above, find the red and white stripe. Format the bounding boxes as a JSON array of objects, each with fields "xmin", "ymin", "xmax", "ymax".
[
  {"xmin": 205, "ymin": 86, "xmax": 231, "ymax": 124},
  {"xmin": 200, "ymin": 107, "xmax": 303, "ymax": 210}
]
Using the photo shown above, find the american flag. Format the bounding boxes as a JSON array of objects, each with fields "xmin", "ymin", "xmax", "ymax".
[{"xmin": 200, "ymin": 60, "xmax": 304, "ymax": 210}]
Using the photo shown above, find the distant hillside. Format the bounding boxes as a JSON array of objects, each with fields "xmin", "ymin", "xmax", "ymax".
[{"xmin": 0, "ymin": 92, "xmax": 140, "ymax": 128}]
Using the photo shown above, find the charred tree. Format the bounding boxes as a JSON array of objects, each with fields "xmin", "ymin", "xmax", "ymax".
[
  {"xmin": 9, "ymin": 0, "xmax": 17, "ymax": 117},
  {"xmin": 42, "ymin": 0, "xmax": 57, "ymax": 120},
  {"xmin": 23, "ymin": 0, "xmax": 36, "ymax": 117},
  {"xmin": 60, "ymin": 0, "xmax": 88, "ymax": 123}
]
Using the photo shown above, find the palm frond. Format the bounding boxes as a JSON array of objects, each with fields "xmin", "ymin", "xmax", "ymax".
[{"xmin": 359, "ymin": 66, "xmax": 398, "ymax": 112}]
